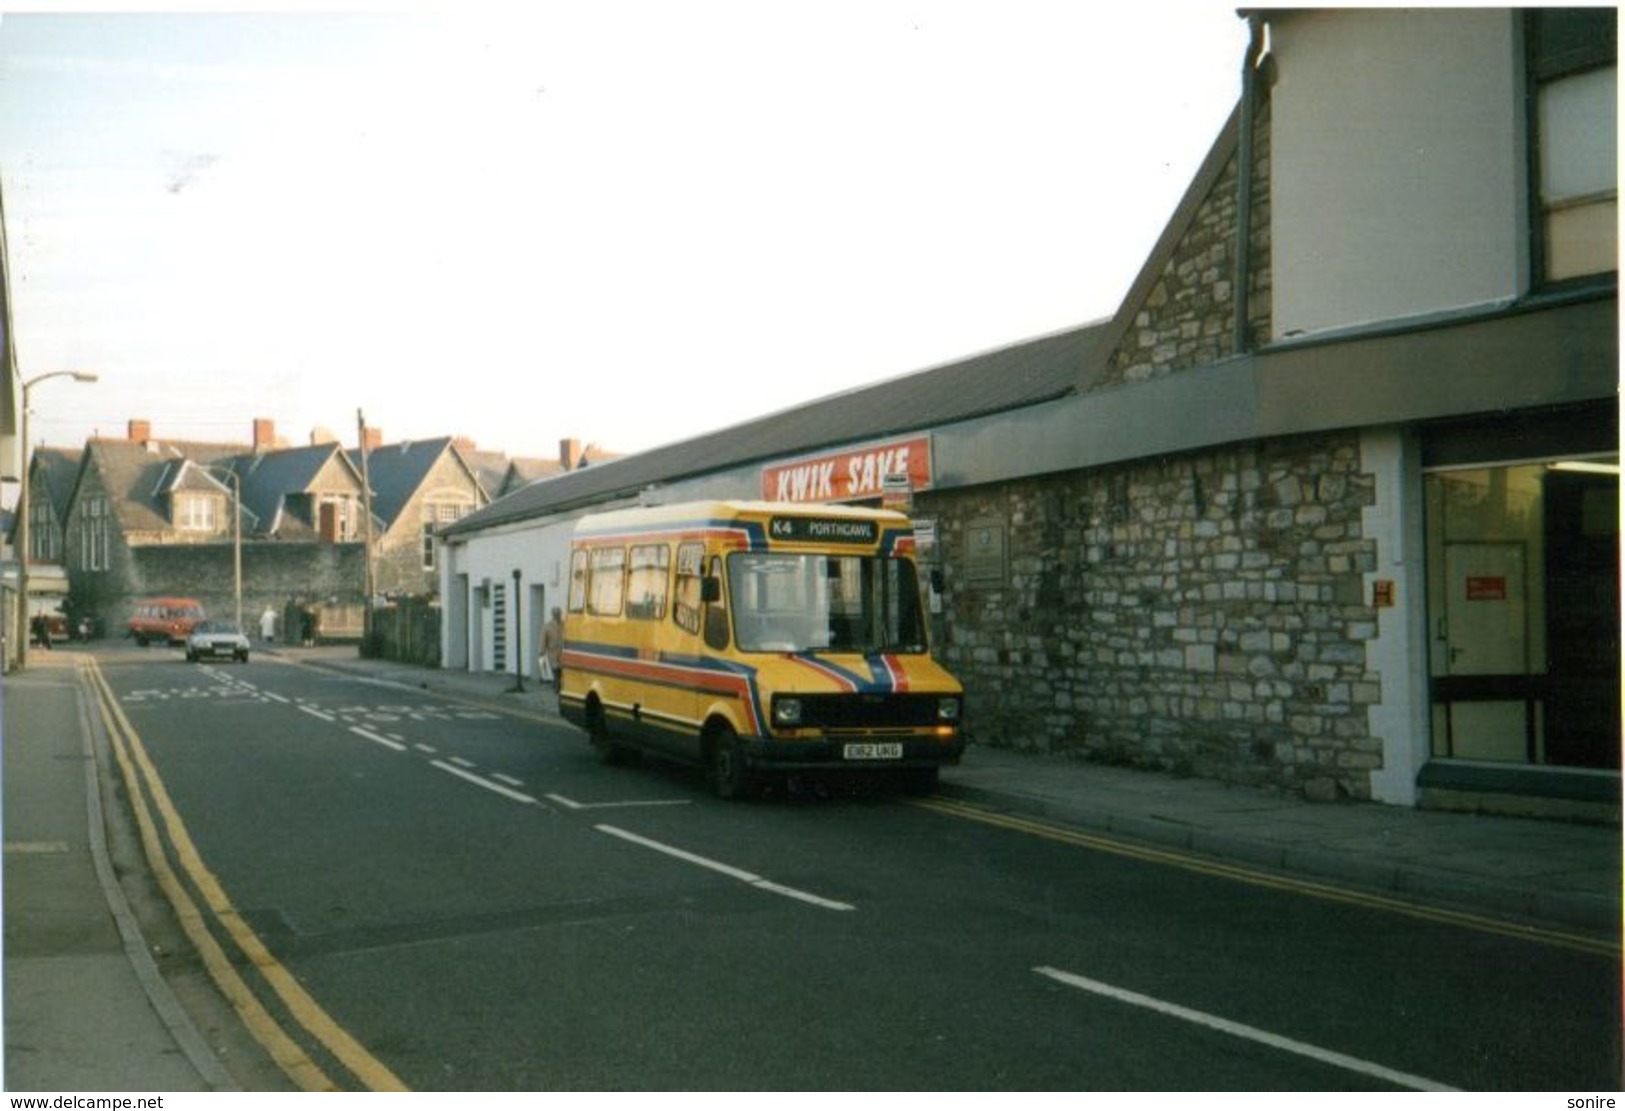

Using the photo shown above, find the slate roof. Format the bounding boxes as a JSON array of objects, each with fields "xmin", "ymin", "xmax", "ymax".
[
  {"xmin": 444, "ymin": 321, "xmax": 1105, "ymax": 538},
  {"xmin": 346, "ymin": 437, "xmax": 486, "ymax": 531},
  {"xmin": 86, "ymin": 438, "xmax": 245, "ymax": 536},
  {"xmin": 229, "ymin": 443, "xmax": 359, "ymax": 537},
  {"xmin": 32, "ymin": 447, "xmax": 83, "ymax": 520}
]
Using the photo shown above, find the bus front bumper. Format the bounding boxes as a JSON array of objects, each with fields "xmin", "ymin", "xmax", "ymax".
[{"xmin": 741, "ymin": 734, "xmax": 965, "ymax": 772}]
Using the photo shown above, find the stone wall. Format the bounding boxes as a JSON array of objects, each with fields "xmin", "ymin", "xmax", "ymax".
[
  {"xmin": 1099, "ymin": 94, "xmax": 1273, "ymax": 389},
  {"xmin": 73, "ymin": 540, "xmax": 367, "ymax": 635},
  {"xmin": 920, "ymin": 430, "xmax": 1385, "ymax": 799}
]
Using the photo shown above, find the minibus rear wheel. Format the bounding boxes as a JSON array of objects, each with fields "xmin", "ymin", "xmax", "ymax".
[{"xmin": 586, "ymin": 699, "xmax": 627, "ymax": 765}]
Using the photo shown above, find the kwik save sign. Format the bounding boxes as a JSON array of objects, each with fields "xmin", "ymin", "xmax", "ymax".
[{"xmin": 760, "ymin": 435, "xmax": 933, "ymax": 504}]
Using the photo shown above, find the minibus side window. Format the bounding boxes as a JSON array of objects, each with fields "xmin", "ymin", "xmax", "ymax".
[
  {"xmin": 673, "ymin": 542, "xmax": 705, "ymax": 635},
  {"xmin": 587, "ymin": 547, "xmax": 626, "ymax": 616},
  {"xmin": 567, "ymin": 549, "xmax": 589, "ymax": 613},
  {"xmin": 627, "ymin": 544, "xmax": 670, "ymax": 620},
  {"xmin": 703, "ymin": 555, "xmax": 730, "ymax": 650}
]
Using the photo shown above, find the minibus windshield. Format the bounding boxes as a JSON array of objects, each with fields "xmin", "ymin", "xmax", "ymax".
[{"xmin": 727, "ymin": 551, "xmax": 928, "ymax": 654}]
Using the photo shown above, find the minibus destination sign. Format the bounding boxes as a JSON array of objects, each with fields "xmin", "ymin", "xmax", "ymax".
[{"xmin": 769, "ymin": 516, "xmax": 880, "ymax": 545}]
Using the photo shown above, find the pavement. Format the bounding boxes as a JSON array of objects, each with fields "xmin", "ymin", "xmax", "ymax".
[{"xmin": 3, "ymin": 643, "xmax": 1620, "ymax": 1093}]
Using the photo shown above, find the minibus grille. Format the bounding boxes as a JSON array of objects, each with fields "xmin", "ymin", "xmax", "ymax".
[{"xmin": 796, "ymin": 694, "xmax": 944, "ymax": 730}]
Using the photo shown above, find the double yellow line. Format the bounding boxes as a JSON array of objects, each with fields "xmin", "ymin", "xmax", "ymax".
[
  {"xmin": 81, "ymin": 657, "xmax": 409, "ymax": 1092},
  {"xmin": 915, "ymin": 796, "xmax": 1622, "ymax": 958}
]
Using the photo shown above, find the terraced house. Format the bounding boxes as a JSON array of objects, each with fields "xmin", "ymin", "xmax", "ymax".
[
  {"xmin": 439, "ymin": 8, "xmax": 1618, "ymax": 820},
  {"xmin": 45, "ymin": 419, "xmax": 499, "ymax": 637}
]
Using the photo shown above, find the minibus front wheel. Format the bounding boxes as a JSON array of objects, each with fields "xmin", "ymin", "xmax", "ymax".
[{"xmin": 705, "ymin": 724, "xmax": 752, "ymax": 800}]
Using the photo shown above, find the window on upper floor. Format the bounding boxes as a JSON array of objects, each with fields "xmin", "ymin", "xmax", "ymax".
[
  {"xmin": 78, "ymin": 496, "xmax": 110, "ymax": 572},
  {"xmin": 420, "ymin": 503, "xmax": 472, "ymax": 570},
  {"xmin": 28, "ymin": 499, "xmax": 57, "ymax": 561},
  {"xmin": 175, "ymin": 493, "xmax": 219, "ymax": 532},
  {"xmin": 1529, "ymin": 9, "xmax": 1617, "ymax": 285}
]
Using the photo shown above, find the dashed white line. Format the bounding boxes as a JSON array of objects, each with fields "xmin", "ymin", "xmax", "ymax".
[
  {"xmin": 349, "ymin": 726, "xmax": 407, "ymax": 752},
  {"xmin": 1032, "ymin": 967, "xmax": 1458, "ymax": 1092},
  {"xmin": 299, "ymin": 705, "xmax": 335, "ymax": 723},
  {"xmin": 547, "ymin": 793, "xmax": 692, "ymax": 812},
  {"xmin": 490, "ymin": 773, "xmax": 526, "ymax": 788},
  {"xmin": 595, "ymin": 824, "xmax": 853, "ymax": 912},
  {"xmin": 430, "ymin": 760, "xmax": 539, "ymax": 804}
]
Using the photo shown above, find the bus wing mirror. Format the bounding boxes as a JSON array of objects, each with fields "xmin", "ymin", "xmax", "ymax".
[{"xmin": 701, "ymin": 576, "xmax": 722, "ymax": 604}]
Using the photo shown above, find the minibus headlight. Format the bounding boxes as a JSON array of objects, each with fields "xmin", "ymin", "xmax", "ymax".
[
  {"xmin": 773, "ymin": 697, "xmax": 803, "ymax": 727},
  {"xmin": 937, "ymin": 697, "xmax": 961, "ymax": 723}
]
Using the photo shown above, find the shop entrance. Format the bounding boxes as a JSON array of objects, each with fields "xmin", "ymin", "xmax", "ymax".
[{"xmin": 1426, "ymin": 457, "xmax": 1619, "ymax": 770}]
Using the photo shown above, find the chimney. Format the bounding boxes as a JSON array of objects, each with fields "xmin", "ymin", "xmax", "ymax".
[
  {"xmin": 560, "ymin": 438, "xmax": 582, "ymax": 470},
  {"xmin": 128, "ymin": 419, "xmax": 152, "ymax": 443},
  {"xmin": 453, "ymin": 436, "xmax": 477, "ymax": 453},
  {"xmin": 361, "ymin": 427, "xmax": 383, "ymax": 452},
  {"xmin": 253, "ymin": 418, "xmax": 276, "ymax": 451}
]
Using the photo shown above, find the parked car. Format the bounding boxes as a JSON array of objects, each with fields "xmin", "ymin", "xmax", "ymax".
[
  {"xmin": 185, "ymin": 620, "xmax": 251, "ymax": 663},
  {"xmin": 128, "ymin": 598, "xmax": 206, "ymax": 646}
]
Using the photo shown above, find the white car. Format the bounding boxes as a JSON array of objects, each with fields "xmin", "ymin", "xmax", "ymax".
[{"xmin": 185, "ymin": 620, "xmax": 251, "ymax": 663}]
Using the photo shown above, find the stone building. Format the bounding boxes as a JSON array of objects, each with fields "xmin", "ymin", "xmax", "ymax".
[{"xmin": 441, "ymin": 8, "xmax": 1617, "ymax": 819}]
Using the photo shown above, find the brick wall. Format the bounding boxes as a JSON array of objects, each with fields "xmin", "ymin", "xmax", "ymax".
[{"xmin": 920, "ymin": 431, "xmax": 1384, "ymax": 799}]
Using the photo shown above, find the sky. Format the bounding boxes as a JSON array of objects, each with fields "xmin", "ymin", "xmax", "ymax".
[{"xmin": 1, "ymin": 2, "xmax": 1250, "ymax": 464}]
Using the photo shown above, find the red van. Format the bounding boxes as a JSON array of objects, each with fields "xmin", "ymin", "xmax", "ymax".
[{"xmin": 127, "ymin": 598, "xmax": 206, "ymax": 646}]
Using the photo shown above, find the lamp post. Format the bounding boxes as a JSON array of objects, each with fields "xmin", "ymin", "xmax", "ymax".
[
  {"xmin": 209, "ymin": 466, "xmax": 243, "ymax": 630},
  {"xmin": 511, "ymin": 568, "xmax": 524, "ymax": 692},
  {"xmin": 15, "ymin": 370, "xmax": 98, "ymax": 671}
]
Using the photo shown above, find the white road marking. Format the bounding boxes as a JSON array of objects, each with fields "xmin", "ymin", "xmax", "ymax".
[
  {"xmin": 349, "ymin": 726, "xmax": 407, "ymax": 752},
  {"xmin": 547, "ymin": 793, "xmax": 692, "ymax": 812},
  {"xmin": 595, "ymin": 824, "xmax": 853, "ymax": 912},
  {"xmin": 430, "ymin": 760, "xmax": 539, "ymax": 804},
  {"xmin": 1032, "ymin": 966, "xmax": 1458, "ymax": 1092},
  {"xmin": 299, "ymin": 705, "xmax": 335, "ymax": 723},
  {"xmin": 490, "ymin": 773, "xmax": 526, "ymax": 788},
  {"xmin": 448, "ymin": 756, "xmax": 477, "ymax": 769}
]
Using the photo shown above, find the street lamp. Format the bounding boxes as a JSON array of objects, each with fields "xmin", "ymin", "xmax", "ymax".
[
  {"xmin": 208, "ymin": 466, "xmax": 243, "ymax": 630},
  {"xmin": 15, "ymin": 370, "xmax": 98, "ymax": 670}
]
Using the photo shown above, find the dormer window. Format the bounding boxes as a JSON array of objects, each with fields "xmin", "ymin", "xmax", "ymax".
[{"xmin": 176, "ymin": 493, "xmax": 220, "ymax": 532}]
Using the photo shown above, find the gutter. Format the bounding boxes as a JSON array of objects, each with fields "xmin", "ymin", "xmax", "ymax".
[{"xmin": 1234, "ymin": 12, "xmax": 1266, "ymax": 354}]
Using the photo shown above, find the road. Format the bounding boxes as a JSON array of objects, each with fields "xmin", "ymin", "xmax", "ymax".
[{"xmin": 84, "ymin": 646, "xmax": 1621, "ymax": 1092}]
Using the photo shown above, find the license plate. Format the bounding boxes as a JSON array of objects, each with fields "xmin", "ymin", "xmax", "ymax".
[{"xmin": 842, "ymin": 742, "xmax": 903, "ymax": 761}]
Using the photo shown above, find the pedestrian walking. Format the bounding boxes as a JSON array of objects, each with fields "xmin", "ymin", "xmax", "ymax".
[
  {"xmin": 259, "ymin": 605, "xmax": 278, "ymax": 643},
  {"xmin": 540, "ymin": 607, "xmax": 564, "ymax": 690}
]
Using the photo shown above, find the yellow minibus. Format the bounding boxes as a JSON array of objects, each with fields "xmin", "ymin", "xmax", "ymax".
[{"xmin": 559, "ymin": 500, "xmax": 965, "ymax": 798}]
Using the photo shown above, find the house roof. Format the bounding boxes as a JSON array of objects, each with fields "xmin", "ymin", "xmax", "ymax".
[
  {"xmin": 32, "ymin": 447, "xmax": 83, "ymax": 519},
  {"xmin": 230, "ymin": 442, "xmax": 359, "ymax": 536},
  {"xmin": 347, "ymin": 437, "xmax": 485, "ymax": 530},
  {"xmin": 86, "ymin": 438, "xmax": 245, "ymax": 535},
  {"xmin": 444, "ymin": 320, "xmax": 1106, "ymax": 539}
]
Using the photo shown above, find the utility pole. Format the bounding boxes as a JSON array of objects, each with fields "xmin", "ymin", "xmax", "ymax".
[{"xmin": 357, "ymin": 409, "xmax": 377, "ymax": 656}]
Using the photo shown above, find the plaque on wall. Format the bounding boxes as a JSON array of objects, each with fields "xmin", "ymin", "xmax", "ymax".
[{"xmin": 965, "ymin": 516, "xmax": 1007, "ymax": 583}]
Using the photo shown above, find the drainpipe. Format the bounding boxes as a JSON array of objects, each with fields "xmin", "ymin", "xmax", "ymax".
[{"xmin": 1234, "ymin": 12, "xmax": 1265, "ymax": 355}]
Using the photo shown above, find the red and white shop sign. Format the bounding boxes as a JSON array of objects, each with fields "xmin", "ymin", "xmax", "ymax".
[{"xmin": 761, "ymin": 436, "xmax": 933, "ymax": 504}]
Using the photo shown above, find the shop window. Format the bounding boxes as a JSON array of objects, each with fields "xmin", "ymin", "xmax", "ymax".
[{"xmin": 1424, "ymin": 454, "xmax": 1620, "ymax": 769}]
